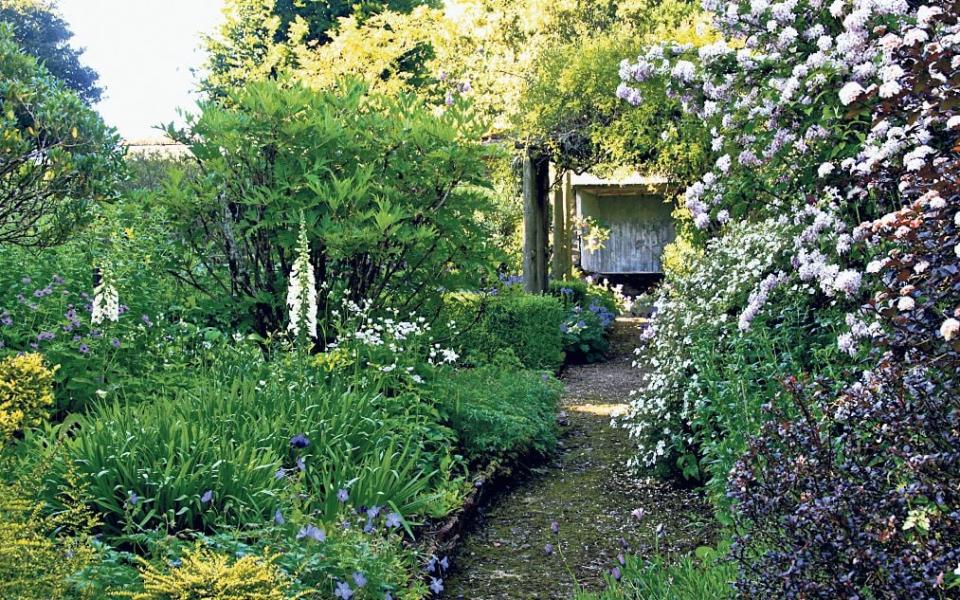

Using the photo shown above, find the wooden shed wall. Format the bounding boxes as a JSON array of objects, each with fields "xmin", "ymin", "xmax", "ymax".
[{"xmin": 578, "ymin": 192, "xmax": 675, "ymax": 274}]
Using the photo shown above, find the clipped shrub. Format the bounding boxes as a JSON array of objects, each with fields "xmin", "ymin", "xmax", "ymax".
[
  {"xmin": 0, "ymin": 353, "xmax": 57, "ymax": 440},
  {"xmin": 132, "ymin": 546, "xmax": 291, "ymax": 600},
  {"xmin": 431, "ymin": 366, "xmax": 561, "ymax": 461},
  {"xmin": 446, "ymin": 292, "xmax": 564, "ymax": 371}
]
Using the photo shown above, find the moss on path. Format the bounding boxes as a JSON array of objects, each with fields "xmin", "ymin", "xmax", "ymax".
[{"xmin": 443, "ymin": 319, "xmax": 716, "ymax": 599}]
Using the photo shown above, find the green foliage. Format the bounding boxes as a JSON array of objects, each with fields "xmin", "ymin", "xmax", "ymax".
[
  {"xmin": 202, "ymin": 0, "xmax": 439, "ymax": 97},
  {"xmin": 38, "ymin": 361, "xmax": 454, "ymax": 535},
  {"xmin": 0, "ymin": 0, "xmax": 102, "ymax": 103},
  {"xmin": 576, "ymin": 543, "xmax": 736, "ymax": 600},
  {"xmin": 0, "ymin": 23, "xmax": 123, "ymax": 247},
  {"xmin": 446, "ymin": 291, "xmax": 565, "ymax": 371},
  {"xmin": 519, "ymin": 0, "xmax": 713, "ymax": 176},
  {"xmin": 431, "ymin": 366, "xmax": 561, "ymax": 461},
  {"xmin": 162, "ymin": 79, "xmax": 501, "ymax": 336}
]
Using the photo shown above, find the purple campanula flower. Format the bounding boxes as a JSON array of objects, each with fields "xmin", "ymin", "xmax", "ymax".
[
  {"xmin": 560, "ymin": 323, "xmax": 569, "ymax": 333},
  {"xmin": 551, "ymin": 521, "xmax": 559, "ymax": 534},
  {"xmin": 385, "ymin": 593, "xmax": 393, "ymax": 600},
  {"xmin": 352, "ymin": 572, "xmax": 367, "ymax": 588},
  {"xmin": 29, "ymin": 343, "xmax": 38, "ymax": 350},
  {"xmin": 201, "ymin": 490, "xmax": 213, "ymax": 504},
  {"xmin": 544, "ymin": 543, "xmax": 554, "ymax": 555},
  {"xmin": 119, "ymin": 304, "xmax": 128, "ymax": 314},
  {"xmin": 386, "ymin": 512, "xmax": 401, "ymax": 528},
  {"xmin": 78, "ymin": 344, "xmax": 90, "ymax": 354},
  {"xmin": 631, "ymin": 508, "xmax": 645, "ymax": 521},
  {"xmin": 111, "ymin": 338, "xmax": 121, "ymax": 349},
  {"xmin": 363, "ymin": 520, "xmax": 375, "ymax": 534},
  {"xmin": 290, "ymin": 433, "xmax": 310, "ymax": 449},
  {"xmin": 296, "ymin": 456, "xmax": 306, "ymax": 472},
  {"xmin": 367, "ymin": 505, "xmax": 381, "ymax": 519},
  {"xmin": 337, "ymin": 488, "xmax": 349, "ymax": 503},
  {"xmin": 37, "ymin": 331, "xmax": 55, "ymax": 342},
  {"xmin": 426, "ymin": 556, "xmax": 437, "ymax": 573},
  {"xmin": 611, "ymin": 566, "xmax": 622, "ymax": 581},
  {"xmin": 0, "ymin": 312, "xmax": 11, "ymax": 326},
  {"xmin": 297, "ymin": 524, "xmax": 326, "ymax": 542},
  {"xmin": 63, "ymin": 323, "xmax": 73, "ymax": 332},
  {"xmin": 142, "ymin": 314, "xmax": 153, "ymax": 327},
  {"xmin": 274, "ymin": 509, "xmax": 284, "ymax": 525},
  {"xmin": 52, "ymin": 274, "xmax": 64, "ymax": 285},
  {"xmin": 445, "ymin": 93, "xmax": 454, "ymax": 106},
  {"xmin": 65, "ymin": 308, "xmax": 77, "ymax": 320},
  {"xmin": 439, "ymin": 556, "xmax": 449, "ymax": 571},
  {"xmin": 618, "ymin": 553, "xmax": 626, "ymax": 566},
  {"xmin": 334, "ymin": 581, "xmax": 353, "ymax": 599},
  {"xmin": 429, "ymin": 578, "xmax": 444, "ymax": 595},
  {"xmin": 275, "ymin": 468, "xmax": 286, "ymax": 480},
  {"xmin": 342, "ymin": 520, "xmax": 350, "ymax": 530},
  {"xmin": 127, "ymin": 492, "xmax": 138, "ymax": 506}
]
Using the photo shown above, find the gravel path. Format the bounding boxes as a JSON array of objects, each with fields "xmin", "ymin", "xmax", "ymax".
[{"xmin": 443, "ymin": 318, "xmax": 716, "ymax": 599}]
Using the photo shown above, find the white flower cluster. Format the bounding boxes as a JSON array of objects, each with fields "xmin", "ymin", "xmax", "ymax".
[
  {"xmin": 91, "ymin": 270, "xmax": 119, "ymax": 325},
  {"xmin": 287, "ymin": 218, "xmax": 318, "ymax": 339},
  {"xmin": 621, "ymin": 220, "xmax": 791, "ymax": 466}
]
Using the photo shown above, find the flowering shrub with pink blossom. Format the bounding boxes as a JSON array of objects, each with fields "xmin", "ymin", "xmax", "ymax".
[{"xmin": 618, "ymin": 0, "xmax": 959, "ymax": 593}]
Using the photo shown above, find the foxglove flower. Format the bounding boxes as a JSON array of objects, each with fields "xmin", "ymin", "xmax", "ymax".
[
  {"xmin": 91, "ymin": 271, "xmax": 119, "ymax": 325},
  {"xmin": 286, "ymin": 215, "xmax": 318, "ymax": 339}
]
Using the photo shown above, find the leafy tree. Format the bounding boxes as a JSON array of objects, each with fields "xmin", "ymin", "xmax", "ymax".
[
  {"xmin": 0, "ymin": 0, "xmax": 102, "ymax": 103},
  {"xmin": 202, "ymin": 0, "xmax": 439, "ymax": 97},
  {"xmin": 0, "ymin": 24, "xmax": 122, "ymax": 248},
  {"xmin": 162, "ymin": 79, "xmax": 501, "ymax": 337}
]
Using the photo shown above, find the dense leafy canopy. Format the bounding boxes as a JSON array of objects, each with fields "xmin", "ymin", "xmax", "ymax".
[
  {"xmin": 0, "ymin": 0, "xmax": 102, "ymax": 103},
  {"xmin": 162, "ymin": 79, "xmax": 501, "ymax": 336},
  {"xmin": 202, "ymin": 0, "xmax": 439, "ymax": 96},
  {"xmin": 0, "ymin": 24, "xmax": 121, "ymax": 247}
]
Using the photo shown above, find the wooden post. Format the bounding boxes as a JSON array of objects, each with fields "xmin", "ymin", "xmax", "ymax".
[
  {"xmin": 552, "ymin": 166, "xmax": 565, "ymax": 280},
  {"xmin": 563, "ymin": 170, "xmax": 575, "ymax": 277},
  {"xmin": 522, "ymin": 146, "xmax": 550, "ymax": 293}
]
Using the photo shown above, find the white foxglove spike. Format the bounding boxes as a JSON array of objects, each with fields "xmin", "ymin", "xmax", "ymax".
[{"xmin": 287, "ymin": 216, "xmax": 318, "ymax": 339}]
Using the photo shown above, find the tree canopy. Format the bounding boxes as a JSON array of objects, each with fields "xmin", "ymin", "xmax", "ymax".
[
  {"xmin": 0, "ymin": 24, "xmax": 122, "ymax": 247},
  {"xmin": 0, "ymin": 0, "xmax": 102, "ymax": 103},
  {"xmin": 202, "ymin": 0, "xmax": 439, "ymax": 96}
]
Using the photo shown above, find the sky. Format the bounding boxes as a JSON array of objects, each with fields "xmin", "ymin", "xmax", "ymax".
[{"xmin": 58, "ymin": 0, "xmax": 226, "ymax": 141}]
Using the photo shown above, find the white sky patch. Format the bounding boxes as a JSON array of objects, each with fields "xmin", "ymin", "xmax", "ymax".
[{"xmin": 58, "ymin": 0, "xmax": 225, "ymax": 141}]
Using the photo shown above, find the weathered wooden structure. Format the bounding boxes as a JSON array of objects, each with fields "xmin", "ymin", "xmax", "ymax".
[{"xmin": 521, "ymin": 150, "xmax": 675, "ymax": 291}]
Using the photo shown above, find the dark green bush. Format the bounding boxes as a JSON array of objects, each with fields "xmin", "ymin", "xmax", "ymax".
[
  {"xmin": 431, "ymin": 366, "xmax": 561, "ymax": 462},
  {"xmin": 445, "ymin": 292, "xmax": 565, "ymax": 371}
]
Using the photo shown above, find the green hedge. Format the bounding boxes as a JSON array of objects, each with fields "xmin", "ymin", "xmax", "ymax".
[
  {"xmin": 431, "ymin": 366, "xmax": 561, "ymax": 462},
  {"xmin": 445, "ymin": 292, "xmax": 565, "ymax": 371}
]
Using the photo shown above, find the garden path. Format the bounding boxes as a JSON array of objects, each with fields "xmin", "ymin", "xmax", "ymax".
[{"xmin": 443, "ymin": 318, "xmax": 716, "ymax": 599}]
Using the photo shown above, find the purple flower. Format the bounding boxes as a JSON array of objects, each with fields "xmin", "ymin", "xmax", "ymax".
[
  {"xmin": 352, "ymin": 572, "xmax": 367, "ymax": 588},
  {"xmin": 111, "ymin": 338, "xmax": 121, "ymax": 349},
  {"xmin": 337, "ymin": 488, "xmax": 349, "ymax": 503},
  {"xmin": 385, "ymin": 593, "xmax": 393, "ymax": 600},
  {"xmin": 52, "ymin": 274, "xmax": 64, "ymax": 285},
  {"xmin": 429, "ymin": 578, "xmax": 444, "ymax": 595},
  {"xmin": 274, "ymin": 509, "xmax": 284, "ymax": 525},
  {"xmin": 296, "ymin": 456, "xmax": 306, "ymax": 472},
  {"xmin": 611, "ymin": 566, "xmax": 622, "ymax": 581},
  {"xmin": 201, "ymin": 490, "xmax": 213, "ymax": 504},
  {"xmin": 290, "ymin": 433, "xmax": 310, "ymax": 449},
  {"xmin": 367, "ymin": 505, "xmax": 381, "ymax": 519},
  {"xmin": 551, "ymin": 521, "xmax": 559, "ymax": 534},
  {"xmin": 385, "ymin": 512, "xmax": 402, "ymax": 528},
  {"xmin": 141, "ymin": 314, "xmax": 153, "ymax": 327},
  {"xmin": 78, "ymin": 344, "xmax": 90, "ymax": 354},
  {"xmin": 127, "ymin": 492, "xmax": 139, "ymax": 506},
  {"xmin": 36, "ymin": 331, "xmax": 55, "ymax": 342},
  {"xmin": 275, "ymin": 468, "xmax": 286, "ymax": 480},
  {"xmin": 439, "ymin": 556, "xmax": 449, "ymax": 571},
  {"xmin": 618, "ymin": 553, "xmax": 626, "ymax": 565},
  {"xmin": 426, "ymin": 556, "xmax": 438, "ymax": 573},
  {"xmin": 65, "ymin": 308, "xmax": 77, "ymax": 320},
  {"xmin": 0, "ymin": 313, "xmax": 11, "ymax": 326},
  {"xmin": 297, "ymin": 524, "xmax": 326, "ymax": 542},
  {"xmin": 631, "ymin": 508, "xmax": 645, "ymax": 521},
  {"xmin": 544, "ymin": 543, "xmax": 554, "ymax": 555},
  {"xmin": 363, "ymin": 520, "xmax": 375, "ymax": 534},
  {"xmin": 334, "ymin": 581, "xmax": 353, "ymax": 599}
]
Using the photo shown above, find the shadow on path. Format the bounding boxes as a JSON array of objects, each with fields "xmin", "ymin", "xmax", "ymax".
[{"xmin": 443, "ymin": 318, "xmax": 716, "ymax": 599}]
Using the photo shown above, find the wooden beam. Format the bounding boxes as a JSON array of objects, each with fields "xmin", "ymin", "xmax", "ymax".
[
  {"xmin": 563, "ymin": 170, "xmax": 574, "ymax": 277},
  {"xmin": 552, "ymin": 167, "xmax": 565, "ymax": 280}
]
